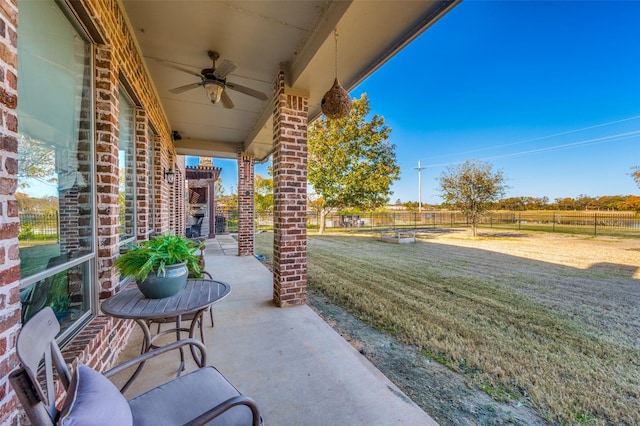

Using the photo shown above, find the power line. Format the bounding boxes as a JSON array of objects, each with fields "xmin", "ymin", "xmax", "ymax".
[
  {"xmin": 423, "ymin": 129, "xmax": 640, "ymax": 169},
  {"xmin": 423, "ymin": 114, "xmax": 640, "ymax": 161}
]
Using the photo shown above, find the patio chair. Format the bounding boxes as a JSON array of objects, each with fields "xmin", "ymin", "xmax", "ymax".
[
  {"xmin": 10, "ymin": 307, "xmax": 261, "ymax": 426},
  {"xmin": 20, "ymin": 276, "xmax": 54, "ymax": 324},
  {"xmin": 21, "ymin": 253, "xmax": 72, "ymax": 323},
  {"xmin": 186, "ymin": 216, "xmax": 204, "ymax": 238}
]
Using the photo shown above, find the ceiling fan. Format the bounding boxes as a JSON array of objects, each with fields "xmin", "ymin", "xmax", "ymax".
[{"xmin": 163, "ymin": 51, "xmax": 268, "ymax": 109}]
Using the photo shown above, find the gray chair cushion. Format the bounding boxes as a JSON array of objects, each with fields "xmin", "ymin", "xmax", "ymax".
[
  {"xmin": 59, "ymin": 364, "xmax": 133, "ymax": 426},
  {"xmin": 128, "ymin": 366, "xmax": 253, "ymax": 426}
]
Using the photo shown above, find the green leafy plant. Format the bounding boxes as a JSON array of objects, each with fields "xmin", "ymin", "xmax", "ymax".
[
  {"xmin": 115, "ymin": 234, "xmax": 203, "ymax": 282},
  {"xmin": 47, "ymin": 271, "xmax": 70, "ymax": 315}
]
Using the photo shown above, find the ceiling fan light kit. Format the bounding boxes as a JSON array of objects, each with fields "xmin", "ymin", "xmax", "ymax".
[
  {"xmin": 321, "ymin": 29, "xmax": 351, "ymax": 119},
  {"xmin": 205, "ymin": 81, "xmax": 225, "ymax": 104},
  {"xmin": 165, "ymin": 51, "xmax": 267, "ymax": 109}
]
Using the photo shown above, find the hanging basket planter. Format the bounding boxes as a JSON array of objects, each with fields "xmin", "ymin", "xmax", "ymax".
[{"xmin": 321, "ymin": 78, "xmax": 351, "ymax": 119}]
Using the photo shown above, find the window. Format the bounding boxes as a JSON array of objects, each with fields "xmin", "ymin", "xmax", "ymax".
[
  {"xmin": 17, "ymin": 0, "xmax": 94, "ymax": 335},
  {"xmin": 118, "ymin": 89, "xmax": 136, "ymax": 244}
]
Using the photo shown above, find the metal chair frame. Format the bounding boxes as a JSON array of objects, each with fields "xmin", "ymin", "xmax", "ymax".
[{"xmin": 9, "ymin": 307, "xmax": 261, "ymax": 426}]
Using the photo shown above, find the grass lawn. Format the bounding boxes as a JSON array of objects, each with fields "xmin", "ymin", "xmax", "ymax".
[
  {"xmin": 19, "ymin": 241, "xmax": 60, "ymax": 277},
  {"xmin": 255, "ymin": 229, "xmax": 640, "ymax": 425}
]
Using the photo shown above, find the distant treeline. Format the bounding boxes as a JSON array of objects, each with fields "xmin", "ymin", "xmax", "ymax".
[{"xmin": 402, "ymin": 195, "xmax": 640, "ymax": 212}]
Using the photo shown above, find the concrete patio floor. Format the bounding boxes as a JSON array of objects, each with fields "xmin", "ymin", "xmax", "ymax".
[{"xmin": 110, "ymin": 234, "xmax": 437, "ymax": 425}]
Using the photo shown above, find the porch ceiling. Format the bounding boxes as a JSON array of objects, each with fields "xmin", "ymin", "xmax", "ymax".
[{"xmin": 120, "ymin": 0, "xmax": 460, "ymax": 162}]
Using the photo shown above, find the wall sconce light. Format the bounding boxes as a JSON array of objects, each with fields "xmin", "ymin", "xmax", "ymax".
[{"xmin": 164, "ymin": 167, "xmax": 176, "ymax": 185}]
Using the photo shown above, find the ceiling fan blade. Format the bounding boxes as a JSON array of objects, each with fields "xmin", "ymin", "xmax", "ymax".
[
  {"xmin": 225, "ymin": 82, "xmax": 268, "ymax": 101},
  {"xmin": 220, "ymin": 89, "xmax": 235, "ymax": 109},
  {"xmin": 213, "ymin": 59, "xmax": 237, "ymax": 79},
  {"xmin": 169, "ymin": 82, "xmax": 202, "ymax": 94},
  {"xmin": 152, "ymin": 58, "xmax": 203, "ymax": 78}
]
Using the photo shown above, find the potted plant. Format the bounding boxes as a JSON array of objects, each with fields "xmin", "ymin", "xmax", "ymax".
[{"xmin": 115, "ymin": 234, "xmax": 203, "ymax": 298}]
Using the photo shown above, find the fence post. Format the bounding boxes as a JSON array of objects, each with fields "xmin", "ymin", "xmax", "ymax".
[
  {"xmin": 519, "ymin": 212, "xmax": 521, "ymax": 230},
  {"xmin": 450, "ymin": 212, "xmax": 454, "ymax": 228},
  {"xmin": 594, "ymin": 213, "xmax": 597, "ymax": 236},
  {"xmin": 553, "ymin": 213, "xmax": 555, "ymax": 232}
]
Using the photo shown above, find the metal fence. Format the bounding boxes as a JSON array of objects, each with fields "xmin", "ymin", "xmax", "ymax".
[
  {"xmin": 256, "ymin": 210, "xmax": 640, "ymax": 237},
  {"xmin": 19, "ymin": 213, "xmax": 59, "ymax": 239},
  {"xmin": 19, "ymin": 210, "xmax": 640, "ymax": 239}
]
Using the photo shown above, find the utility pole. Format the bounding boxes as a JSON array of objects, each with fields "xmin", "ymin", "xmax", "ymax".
[{"xmin": 415, "ymin": 161, "xmax": 426, "ymax": 211}]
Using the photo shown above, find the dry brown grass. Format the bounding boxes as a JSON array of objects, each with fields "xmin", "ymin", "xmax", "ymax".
[{"xmin": 255, "ymin": 230, "xmax": 640, "ymax": 425}]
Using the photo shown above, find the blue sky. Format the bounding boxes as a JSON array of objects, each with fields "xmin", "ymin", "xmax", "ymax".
[{"xmin": 208, "ymin": 1, "xmax": 640, "ymax": 205}]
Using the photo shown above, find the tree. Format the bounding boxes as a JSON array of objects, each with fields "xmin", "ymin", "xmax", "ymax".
[
  {"xmin": 495, "ymin": 197, "xmax": 526, "ymax": 211},
  {"xmin": 554, "ymin": 197, "xmax": 579, "ymax": 211},
  {"xmin": 18, "ymin": 135, "xmax": 57, "ymax": 189},
  {"xmin": 439, "ymin": 160, "xmax": 507, "ymax": 236},
  {"xmin": 254, "ymin": 174, "xmax": 273, "ymax": 214},
  {"xmin": 308, "ymin": 93, "xmax": 400, "ymax": 233},
  {"xmin": 404, "ymin": 201, "xmax": 419, "ymax": 212},
  {"xmin": 632, "ymin": 166, "xmax": 640, "ymax": 188},
  {"xmin": 214, "ymin": 177, "xmax": 225, "ymax": 198},
  {"xmin": 623, "ymin": 195, "xmax": 640, "ymax": 213}
]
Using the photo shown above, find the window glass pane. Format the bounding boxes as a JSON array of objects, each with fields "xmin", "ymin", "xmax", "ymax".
[
  {"xmin": 21, "ymin": 259, "xmax": 91, "ymax": 333},
  {"xmin": 118, "ymin": 90, "xmax": 135, "ymax": 243},
  {"xmin": 17, "ymin": 0, "xmax": 93, "ymax": 330}
]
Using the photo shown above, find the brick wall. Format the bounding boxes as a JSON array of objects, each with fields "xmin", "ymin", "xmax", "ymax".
[
  {"xmin": 0, "ymin": 1, "xmax": 21, "ymax": 422},
  {"xmin": 0, "ymin": 0, "xmax": 188, "ymax": 422},
  {"xmin": 173, "ymin": 156, "xmax": 186, "ymax": 236},
  {"xmin": 61, "ymin": 316, "xmax": 134, "ymax": 373},
  {"xmin": 80, "ymin": 0, "xmax": 183, "ymax": 235},
  {"xmin": 152, "ymin": 135, "xmax": 163, "ymax": 234},
  {"xmin": 135, "ymin": 109, "xmax": 149, "ymax": 241},
  {"xmin": 237, "ymin": 150, "xmax": 255, "ymax": 256},
  {"xmin": 95, "ymin": 45, "xmax": 121, "ymax": 299},
  {"xmin": 272, "ymin": 71, "xmax": 308, "ymax": 307}
]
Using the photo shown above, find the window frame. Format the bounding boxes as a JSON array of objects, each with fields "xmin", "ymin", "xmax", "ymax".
[
  {"xmin": 117, "ymin": 86, "xmax": 137, "ymax": 247},
  {"xmin": 17, "ymin": 0, "xmax": 98, "ymax": 343}
]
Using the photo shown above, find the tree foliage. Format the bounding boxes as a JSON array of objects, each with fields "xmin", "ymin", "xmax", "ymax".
[
  {"xmin": 632, "ymin": 166, "xmax": 640, "ymax": 188},
  {"xmin": 18, "ymin": 135, "xmax": 56, "ymax": 189},
  {"xmin": 254, "ymin": 173, "xmax": 273, "ymax": 214},
  {"xmin": 15, "ymin": 192, "xmax": 59, "ymax": 213},
  {"xmin": 439, "ymin": 160, "xmax": 507, "ymax": 236},
  {"xmin": 308, "ymin": 93, "xmax": 400, "ymax": 233}
]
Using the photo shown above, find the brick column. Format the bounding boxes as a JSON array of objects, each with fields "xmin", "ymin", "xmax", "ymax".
[
  {"xmin": 237, "ymin": 151, "xmax": 254, "ymax": 256},
  {"xmin": 157, "ymin": 146, "xmax": 173, "ymax": 235},
  {"xmin": 0, "ymin": 3, "xmax": 21, "ymax": 423},
  {"xmin": 173, "ymin": 158, "xmax": 186, "ymax": 235},
  {"xmin": 272, "ymin": 71, "xmax": 308, "ymax": 307},
  {"xmin": 208, "ymin": 177, "xmax": 216, "ymax": 239},
  {"xmin": 95, "ymin": 46, "xmax": 121, "ymax": 298},
  {"xmin": 135, "ymin": 108, "xmax": 149, "ymax": 241},
  {"xmin": 152, "ymin": 135, "xmax": 162, "ymax": 234}
]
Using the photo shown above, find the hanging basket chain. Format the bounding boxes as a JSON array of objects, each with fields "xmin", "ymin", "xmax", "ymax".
[{"xmin": 334, "ymin": 29, "xmax": 338, "ymax": 79}]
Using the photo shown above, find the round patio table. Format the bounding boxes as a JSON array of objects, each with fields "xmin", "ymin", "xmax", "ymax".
[{"xmin": 101, "ymin": 278, "xmax": 230, "ymax": 391}]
